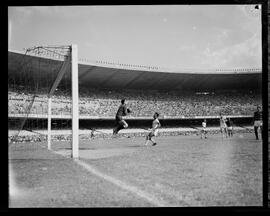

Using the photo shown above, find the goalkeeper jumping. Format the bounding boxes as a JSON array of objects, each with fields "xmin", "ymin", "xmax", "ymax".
[{"xmin": 113, "ymin": 99, "xmax": 131, "ymax": 135}]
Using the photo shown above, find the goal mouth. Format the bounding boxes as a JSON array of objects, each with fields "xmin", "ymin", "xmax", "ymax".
[{"xmin": 8, "ymin": 45, "xmax": 79, "ymax": 158}]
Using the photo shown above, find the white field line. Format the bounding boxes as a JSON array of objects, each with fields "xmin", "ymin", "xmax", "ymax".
[
  {"xmin": 74, "ymin": 159, "xmax": 169, "ymax": 207},
  {"xmin": 51, "ymin": 147, "xmax": 169, "ymax": 206}
]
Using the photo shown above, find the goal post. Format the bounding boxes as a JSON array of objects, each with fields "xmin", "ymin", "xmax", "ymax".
[
  {"xmin": 71, "ymin": 44, "xmax": 79, "ymax": 159},
  {"xmin": 45, "ymin": 44, "xmax": 79, "ymax": 158},
  {"xmin": 9, "ymin": 44, "xmax": 79, "ymax": 159},
  {"xmin": 46, "ymin": 44, "xmax": 79, "ymax": 158},
  {"xmin": 47, "ymin": 96, "xmax": 52, "ymax": 150}
]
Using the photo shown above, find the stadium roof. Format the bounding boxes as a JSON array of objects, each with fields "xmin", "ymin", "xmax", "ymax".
[{"xmin": 8, "ymin": 49, "xmax": 262, "ymax": 91}]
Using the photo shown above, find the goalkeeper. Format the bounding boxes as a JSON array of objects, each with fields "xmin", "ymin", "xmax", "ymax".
[{"xmin": 113, "ymin": 99, "xmax": 132, "ymax": 135}]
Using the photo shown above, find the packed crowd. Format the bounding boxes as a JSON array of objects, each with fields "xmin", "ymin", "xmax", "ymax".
[{"xmin": 8, "ymin": 87, "xmax": 261, "ymax": 118}]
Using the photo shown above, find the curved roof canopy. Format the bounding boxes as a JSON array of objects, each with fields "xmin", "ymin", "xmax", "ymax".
[{"xmin": 8, "ymin": 50, "xmax": 262, "ymax": 91}]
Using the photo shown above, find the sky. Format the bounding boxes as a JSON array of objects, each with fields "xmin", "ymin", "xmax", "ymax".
[{"xmin": 8, "ymin": 5, "xmax": 262, "ymax": 70}]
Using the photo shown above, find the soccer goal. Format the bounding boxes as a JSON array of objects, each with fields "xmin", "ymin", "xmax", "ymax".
[{"xmin": 8, "ymin": 45, "xmax": 79, "ymax": 158}]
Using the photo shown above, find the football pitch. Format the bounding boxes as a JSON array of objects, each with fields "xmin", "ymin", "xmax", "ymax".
[{"xmin": 9, "ymin": 133, "xmax": 262, "ymax": 207}]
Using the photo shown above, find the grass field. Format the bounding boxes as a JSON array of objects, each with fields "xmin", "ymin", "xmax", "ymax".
[{"xmin": 9, "ymin": 132, "xmax": 262, "ymax": 207}]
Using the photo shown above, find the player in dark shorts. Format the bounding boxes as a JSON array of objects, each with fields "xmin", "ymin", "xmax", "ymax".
[
  {"xmin": 253, "ymin": 105, "xmax": 262, "ymax": 140},
  {"xmin": 226, "ymin": 118, "xmax": 233, "ymax": 137},
  {"xmin": 113, "ymin": 99, "xmax": 131, "ymax": 135}
]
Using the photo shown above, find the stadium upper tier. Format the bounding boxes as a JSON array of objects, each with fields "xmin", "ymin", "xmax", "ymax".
[{"xmin": 8, "ymin": 50, "xmax": 262, "ymax": 91}]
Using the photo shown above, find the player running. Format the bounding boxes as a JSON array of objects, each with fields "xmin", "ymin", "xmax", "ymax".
[
  {"xmin": 145, "ymin": 112, "xmax": 161, "ymax": 146},
  {"xmin": 112, "ymin": 99, "xmax": 131, "ymax": 136},
  {"xmin": 201, "ymin": 119, "xmax": 207, "ymax": 139},
  {"xmin": 219, "ymin": 113, "xmax": 228, "ymax": 138}
]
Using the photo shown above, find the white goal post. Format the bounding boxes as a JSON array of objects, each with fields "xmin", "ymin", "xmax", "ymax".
[
  {"xmin": 46, "ymin": 44, "xmax": 79, "ymax": 158},
  {"xmin": 71, "ymin": 44, "xmax": 79, "ymax": 158}
]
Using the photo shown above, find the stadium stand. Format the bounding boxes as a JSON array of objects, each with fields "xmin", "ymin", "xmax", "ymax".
[
  {"xmin": 8, "ymin": 49, "xmax": 262, "ymax": 144},
  {"xmin": 8, "ymin": 86, "xmax": 261, "ymax": 118}
]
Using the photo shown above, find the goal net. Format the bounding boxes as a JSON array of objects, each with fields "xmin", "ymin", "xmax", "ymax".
[{"xmin": 8, "ymin": 45, "xmax": 79, "ymax": 159}]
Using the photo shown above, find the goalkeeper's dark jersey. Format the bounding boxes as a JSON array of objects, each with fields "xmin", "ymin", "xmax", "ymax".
[
  {"xmin": 254, "ymin": 111, "xmax": 262, "ymax": 121},
  {"xmin": 116, "ymin": 104, "xmax": 128, "ymax": 119}
]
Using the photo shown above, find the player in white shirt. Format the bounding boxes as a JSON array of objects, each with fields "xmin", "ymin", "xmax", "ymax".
[
  {"xmin": 219, "ymin": 113, "xmax": 228, "ymax": 138},
  {"xmin": 145, "ymin": 112, "xmax": 161, "ymax": 146},
  {"xmin": 201, "ymin": 119, "xmax": 207, "ymax": 139}
]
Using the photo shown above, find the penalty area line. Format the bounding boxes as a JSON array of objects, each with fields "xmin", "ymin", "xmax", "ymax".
[{"xmin": 74, "ymin": 159, "xmax": 169, "ymax": 207}]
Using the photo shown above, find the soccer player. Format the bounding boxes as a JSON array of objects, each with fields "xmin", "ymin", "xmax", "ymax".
[
  {"xmin": 219, "ymin": 113, "xmax": 228, "ymax": 138},
  {"xmin": 253, "ymin": 105, "xmax": 262, "ymax": 140},
  {"xmin": 113, "ymin": 99, "xmax": 131, "ymax": 136},
  {"xmin": 201, "ymin": 119, "xmax": 207, "ymax": 139},
  {"xmin": 145, "ymin": 112, "xmax": 161, "ymax": 146},
  {"xmin": 226, "ymin": 118, "xmax": 233, "ymax": 137}
]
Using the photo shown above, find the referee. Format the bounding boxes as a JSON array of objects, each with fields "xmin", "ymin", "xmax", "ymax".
[{"xmin": 253, "ymin": 105, "xmax": 262, "ymax": 140}]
